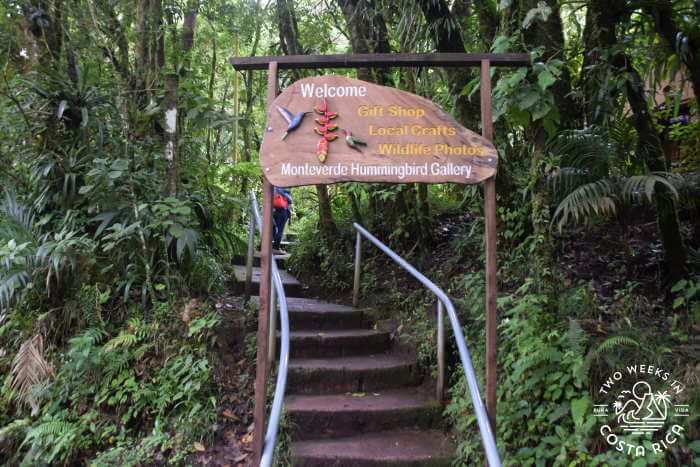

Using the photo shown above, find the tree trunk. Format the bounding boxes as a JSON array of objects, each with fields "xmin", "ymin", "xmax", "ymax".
[
  {"xmin": 317, "ymin": 185, "xmax": 338, "ymax": 240},
  {"xmin": 95, "ymin": 0, "xmax": 133, "ymax": 88},
  {"xmin": 241, "ymin": 6, "xmax": 262, "ymax": 196},
  {"xmin": 241, "ymin": 70, "xmax": 255, "ymax": 196},
  {"xmin": 164, "ymin": 74, "xmax": 179, "ymax": 196},
  {"xmin": 152, "ymin": 0, "xmax": 165, "ymax": 70},
  {"xmin": 335, "ymin": 0, "xmax": 391, "ymax": 84},
  {"xmin": 22, "ymin": 0, "xmax": 63, "ymax": 67},
  {"xmin": 624, "ymin": 67, "xmax": 687, "ymax": 279},
  {"xmin": 336, "ymin": 0, "xmax": 371, "ymax": 81},
  {"xmin": 519, "ymin": 0, "xmax": 578, "ymax": 285},
  {"xmin": 471, "ymin": 0, "xmax": 500, "ymax": 46},
  {"xmin": 528, "ymin": 132, "xmax": 554, "ymax": 288},
  {"xmin": 277, "ymin": 0, "xmax": 303, "ymax": 56},
  {"xmin": 182, "ymin": 0, "xmax": 199, "ymax": 69},
  {"xmin": 580, "ymin": 1, "xmax": 628, "ymax": 125},
  {"xmin": 643, "ymin": 1, "xmax": 700, "ymax": 110},
  {"xmin": 519, "ymin": 0, "xmax": 578, "ymax": 126},
  {"xmin": 417, "ymin": 0, "xmax": 477, "ymax": 128},
  {"xmin": 205, "ymin": 39, "xmax": 218, "ymax": 204},
  {"xmin": 136, "ymin": 0, "xmax": 152, "ymax": 98},
  {"xmin": 418, "ymin": 184, "xmax": 430, "ymax": 225},
  {"xmin": 165, "ymin": 0, "xmax": 198, "ymax": 195},
  {"xmin": 587, "ymin": 0, "xmax": 687, "ymax": 279},
  {"xmin": 348, "ymin": 189, "xmax": 363, "ymax": 225},
  {"xmin": 399, "ymin": 68, "xmax": 432, "ymax": 245}
]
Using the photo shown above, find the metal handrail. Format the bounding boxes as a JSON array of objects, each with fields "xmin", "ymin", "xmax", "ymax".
[
  {"xmin": 351, "ymin": 222, "xmax": 502, "ymax": 467},
  {"xmin": 248, "ymin": 192, "xmax": 290, "ymax": 467}
]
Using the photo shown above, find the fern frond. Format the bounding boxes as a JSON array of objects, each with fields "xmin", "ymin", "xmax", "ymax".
[
  {"xmin": 677, "ymin": 172, "xmax": 700, "ymax": 197},
  {"xmin": 549, "ymin": 129, "xmax": 613, "ymax": 178},
  {"xmin": 608, "ymin": 118, "xmax": 637, "ymax": 154},
  {"xmin": 548, "ymin": 167, "xmax": 593, "ymax": 197},
  {"xmin": 552, "ymin": 180, "xmax": 618, "ymax": 231},
  {"xmin": 72, "ymin": 327, "xmax": 107, "ymax": 346},
  {"xmin": 0, "ymin": 271, "xmax": 31, "ymax": 315},
  {"xmin": 24, "ymin": 419, "xmax": 74, "ymax": 440},
  {"xmin": 104, "ymin": 332, "xmax": 138, "ymax": 351},
  {"xmin": 567, "ymin": 319, "xmax": 587, "ymax": 355},
  {"xmin": 588, "ymin": 335, "xmax": 640, "ymax": 360},
  {"xmin": 512, "ymin": 347, "xmax": 563, "ymax": 380},
  {"xmin": 621, "ymin": 173, "xmax": 680, "ymax": 204},
  {"xmin": 0, "ymin": 191, "xmax": 36, "ymax": 239},
  {"xmin": 0, "ymin": 417, "xmax": 30, "ymax": 443},
  {"xmin": 11, "ymin": 335, "xmax": 54, "ymax": 414}
]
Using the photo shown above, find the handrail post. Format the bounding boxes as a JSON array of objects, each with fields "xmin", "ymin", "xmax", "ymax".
[
  {"xmin": 253, "ymin": 60, "xmax": 277, "ymax": 466},
  {"xmin": 437, "ymin": 300, "xmax": 445, "ymax": 401},
  {"xmin": 244, "ymin": 204, "xmax": 255, "ymax": 300},
  {"xmin": 268, "ymin": 279, "xmax": 277, "ymax": 365},
  {"xmin": 352, "ymin": 230, "xmax": 362, "ymax": 308}
]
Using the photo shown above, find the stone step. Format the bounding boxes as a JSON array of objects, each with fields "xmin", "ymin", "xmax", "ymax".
[
  {"xmin": 288, "ymin": 353, "xmax": 419, "ymax": 395},
  {"xmin": 291, "ymin": 429, "xmax": 454, "ymax": 467},
  {"xmin": 280, "ymin": 329, "xmax": 390, "ymax": 358},
  {"xmin": 290, "ymin": 302, "xmax": 366, "ymax": 331},
  {"xmin": 232, "ymin": 251, "xmax": 290, "ymax": 269},
  {"xmin": 237, "ymin": 297, "xmax": 366, "ymax": 330},
  {"xmin": 232, "ymin": 265, "xmax": 303, "ymax": 296},
  {"xmin": 286, "ymin": 388, "xmax": 441, "ymax": 440}
]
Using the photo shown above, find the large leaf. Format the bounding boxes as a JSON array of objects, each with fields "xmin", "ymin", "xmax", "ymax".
[
  {"xmin": 552, "ymin": 180, "xmax": 618, "ymax": 231},
  {"xmin": 176, "ymin": 228, "xmax": 199, "ymax": 261},
  {"xmin": 90, "ymin": 212, "xmax": 118, "ymax": 237},
  {"xmin": 621, "ymin": 173, "xmax": 680, "ymax": 203},
  {"xmin": 571, "ymin": 396, "xmax": 590, "ymax": 427},
  {"xmin": 537, "ymin": 69, "xmax": 557, "ymax": 91}
]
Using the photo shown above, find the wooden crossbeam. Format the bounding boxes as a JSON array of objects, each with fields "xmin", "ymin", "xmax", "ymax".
[{"xmin": 229, "ymin": 53, "xmax": 529, "ymax": 70}]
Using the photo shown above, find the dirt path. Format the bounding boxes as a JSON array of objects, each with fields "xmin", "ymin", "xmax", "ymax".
[{"xmin": 192, "ymin": 291, "xmax": 255, "ymax": 467}]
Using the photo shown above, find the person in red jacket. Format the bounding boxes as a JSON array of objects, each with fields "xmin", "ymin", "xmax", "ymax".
[{"xmin": 272, "ymin": 187, "xmax": 292, "ymax": 251}]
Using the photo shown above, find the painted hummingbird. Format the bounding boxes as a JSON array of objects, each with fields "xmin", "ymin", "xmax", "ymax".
[
  {"xmin": 277, "ymin": 106, "xmax": 310, "ymax": 140},
  {"xmin": 342, "ymin": 129, "xmax": 367, "ymax": 151}
]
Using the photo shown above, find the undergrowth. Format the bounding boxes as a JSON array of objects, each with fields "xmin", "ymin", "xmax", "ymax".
[{"xmin": 0, "ymin": 292, "xmax": 220, "ymax": 465}]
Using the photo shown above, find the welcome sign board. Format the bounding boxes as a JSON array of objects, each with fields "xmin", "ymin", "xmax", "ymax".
[{"xmin": 260, "ymin": 75, "xmax": 497, "ymax": 186}]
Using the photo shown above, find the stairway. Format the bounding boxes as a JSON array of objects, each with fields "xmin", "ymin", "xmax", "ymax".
[
  {"xmin": 233, "ymin": 232, "xmax": 454, "ymax": 466},
  {"xmin": 283, "ymin": 298, "xmax": 453, "ymax": 466}
]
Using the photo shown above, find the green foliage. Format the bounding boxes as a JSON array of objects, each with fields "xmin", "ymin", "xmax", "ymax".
[
  {"xmin": 547, "ymin": 128, "xmax": 690, "ymax": 231},
  {"xmin": 186, "ymin": 249, "xmax": 226, "ymax": 296},
  {"xmin": 0, "ymin": 192, "xmax": 94, "ymax": 319},
  {"xmin": 483, "ymin": 35, "xmax": 564, "ymax": 136},
  {"xmin": 446, "ymin": 281, "xmax": 664, "ymax": 466},
  {"xmin": 671, "ymin": 278, "xmax": 700, "ymax": 311},
  {"xmin": 2, "ymin": 304, "xmax": 219, "ymax": 465},
  {"xmin": 288, "ymin": 213, "xmax": 354, "ymax": 292}
]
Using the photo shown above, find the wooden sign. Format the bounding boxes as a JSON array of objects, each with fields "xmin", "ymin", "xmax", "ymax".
[{"xmin": 260, "ymin": 75, "xmax": 497, "ymax": 186}]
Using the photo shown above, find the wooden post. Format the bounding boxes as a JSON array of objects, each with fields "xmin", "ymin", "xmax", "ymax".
[
  {"xmin": 480, "ymin": 59, "xmax": 497, "ymax": 433},
  {"xmin": 253, "ymin": 61, "xmax": 277, "ymax": 465}
]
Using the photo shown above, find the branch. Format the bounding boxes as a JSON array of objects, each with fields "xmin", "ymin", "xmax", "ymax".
[{"xmin": 1, "ymin": 75, "xmax": 32, "ymax": 131}]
